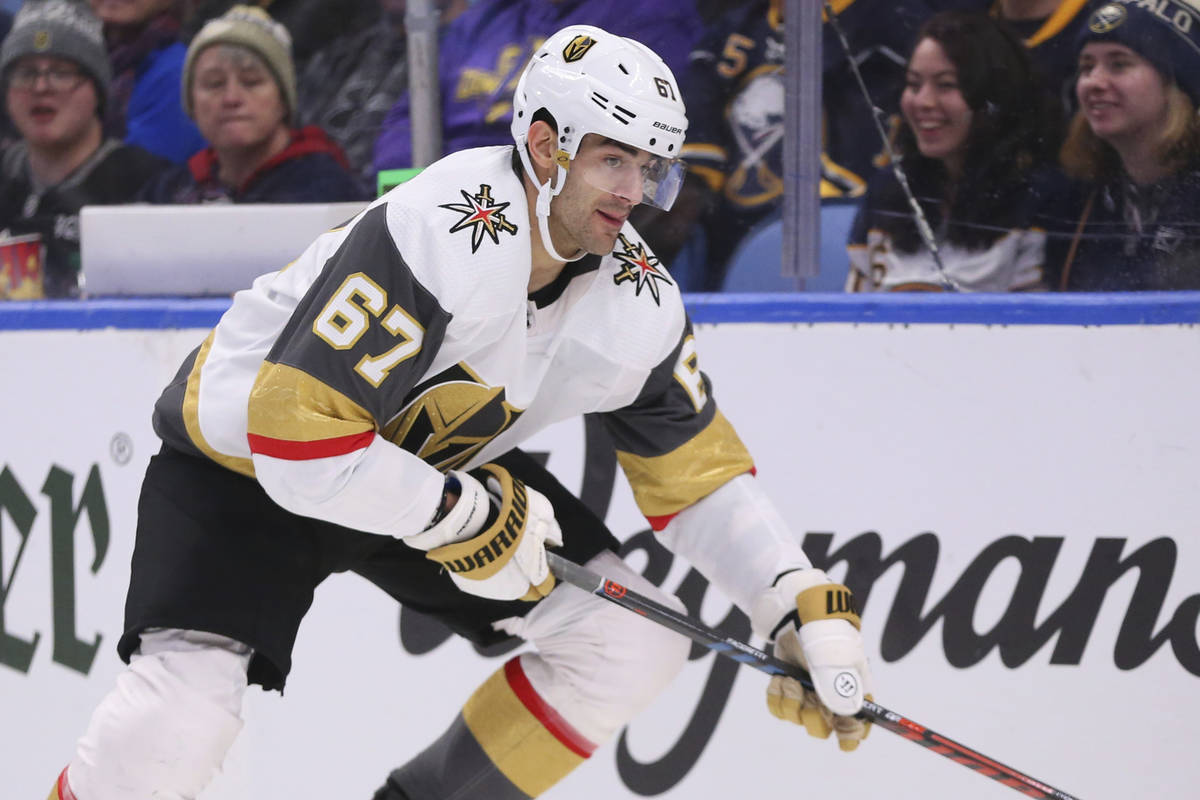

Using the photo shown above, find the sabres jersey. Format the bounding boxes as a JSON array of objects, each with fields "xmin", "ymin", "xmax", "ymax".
[
  {"xmin": 990, "ymin": 0, "xmax": 1096, "ymax": 114},
  {"xmin": 845, "ymin": 167, "xmax": 1046, "ymax": 292},
  {"xmin": 152, "ymin": 145, "xmax": 753, "ymax": 538}
]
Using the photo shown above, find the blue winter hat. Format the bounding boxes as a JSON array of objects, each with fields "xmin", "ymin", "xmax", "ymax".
[{"xmin": 1076, "ymin": 1, "xmax": 1200, "ymax": 104}]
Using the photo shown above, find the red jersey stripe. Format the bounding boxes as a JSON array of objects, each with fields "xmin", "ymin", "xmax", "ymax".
[{"xmin": 247, "ymin": 430, "xmax": 375, "ymax": 460}]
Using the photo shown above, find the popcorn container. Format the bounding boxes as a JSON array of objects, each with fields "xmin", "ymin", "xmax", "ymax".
[{"xmin": 0, "ymin": 233, "xmax": 44, "ymax": 299}]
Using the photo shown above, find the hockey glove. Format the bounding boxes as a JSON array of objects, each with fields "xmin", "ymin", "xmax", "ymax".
[
  {"xmin": 405, "ymin": 464, "xmax": 563, "ymax": 602},
  {"xmin": 750, "ymin": 569, "xmax": 873, "ymax": 751}
]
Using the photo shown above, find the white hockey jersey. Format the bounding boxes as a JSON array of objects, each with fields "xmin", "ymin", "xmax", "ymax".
[{"xmin": 153, "ymin": 145, "xmax": 756, "ymax": 542}]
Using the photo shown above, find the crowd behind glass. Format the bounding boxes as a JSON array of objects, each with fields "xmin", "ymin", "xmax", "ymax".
[{"xmin": 0, "ymin": 0, "xmax": 1196, "ymax": 298}]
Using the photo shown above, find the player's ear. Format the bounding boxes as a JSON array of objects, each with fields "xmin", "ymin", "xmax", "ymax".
[{"xmin": 526, "ymin": 119, "xmax": 558, "ymax": 178}]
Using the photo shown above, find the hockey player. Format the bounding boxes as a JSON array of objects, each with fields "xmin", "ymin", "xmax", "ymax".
[{"xmin": 48, "ymin": 25, "xmax": 872, "ymax": 800}]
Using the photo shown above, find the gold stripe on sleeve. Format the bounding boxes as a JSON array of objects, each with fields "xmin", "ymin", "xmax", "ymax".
[
  {"xmin": 247, "ymin": 362, "xmax": 376, "ymax": 444},
  {"xmin": 615, "ymin": 410, "xmax": 754, "ymax": 519}
]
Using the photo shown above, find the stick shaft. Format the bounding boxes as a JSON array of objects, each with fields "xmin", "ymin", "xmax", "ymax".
[{"xmin": 547, "ymin": 552, "xmax": 1081, "ymax": 800}]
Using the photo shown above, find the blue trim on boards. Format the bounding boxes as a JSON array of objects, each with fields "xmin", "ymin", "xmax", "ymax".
[
  {"xmin": 685, "ymin": 292, "xmax": 1200, "ymax": 325},
  {"xmin": 1, "ymin": 293, "xmax": 1199, "ymax": 330}
]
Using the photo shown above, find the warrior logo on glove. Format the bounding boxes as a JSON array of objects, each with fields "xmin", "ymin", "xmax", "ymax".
[
  {"xmin": 434, "ymin": 474, "xmax": 528, "ymax": 576},
  {"xmin": 413, "ymin": 463, "xmax": 564, "ymax": 602}
]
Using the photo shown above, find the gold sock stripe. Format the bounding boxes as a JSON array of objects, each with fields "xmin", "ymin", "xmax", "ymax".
[
  {"xmin": 796, "ymin": 583, "xmax": 861, "ymax": 630},
  {"xmin": 462, "ymin": 658, "xmax": 594, "ymax": 797}
]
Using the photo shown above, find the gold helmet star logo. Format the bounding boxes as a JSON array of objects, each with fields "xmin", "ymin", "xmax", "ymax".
[{"xmin": 440, "ymin": 184, "xmax": 519, "ymax": 253}]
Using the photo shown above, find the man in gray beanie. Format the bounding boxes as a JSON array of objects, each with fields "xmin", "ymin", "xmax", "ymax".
[
  {"xmin": 0, "ymin": 0, "xmax": 112, "ymax": 117},
  {"xmin": 0, "ymin": 0, "xmax": 166, "ymax": 297}
]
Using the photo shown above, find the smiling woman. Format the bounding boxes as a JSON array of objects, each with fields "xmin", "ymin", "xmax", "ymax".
[
  {"xmin": 845, "ymin": 10, "xmax": 1062, "ymax": 293},
  {"xmin": 1045, "ymin": 0, "xmax": 1200, "ymax": 291},
  {"xmin": 136, "ymin": 5, "xmax": 366, "ymax": 204}
]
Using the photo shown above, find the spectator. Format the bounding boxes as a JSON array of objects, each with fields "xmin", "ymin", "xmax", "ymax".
[
  {"xmin": 990, "ymin": 0, "xmax": 1099, "ymax": 117},
  {"xmin": 371, "ymin": 0, "xmax": 703, "ymax": 173},
  {"xmin": 139, "ymin": 5, "xmax": 366, "ymax": 203},
  {"xmin": 845, "ymin": 11, "xmax": 1061, "ymax": 291},
  {"xmin": 1044, "ymin": 0, "xmax": 1200, "ymax": 291},
  {"xmin": 297, "ymin": 0, "xmax": 468, "ymax": 194},
  {"xmin": 636, "ymin": 0, "xmax": 917, "ymax": 292},
  {"xmin": 823, "ymin": 0, "xmax": 942, "ymax": 184},
  {"xmin": 0, "ymin": 0, "xmax": 168, "ymax": 298},
  {"xmin": 90, "ymin": 0, "xmax": 206, "ymax": 163}
]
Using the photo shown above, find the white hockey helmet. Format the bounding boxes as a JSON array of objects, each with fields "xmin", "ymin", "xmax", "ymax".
[{"xmin": 511, "ymin": 25, "xmax": 689, "ymax": 259}]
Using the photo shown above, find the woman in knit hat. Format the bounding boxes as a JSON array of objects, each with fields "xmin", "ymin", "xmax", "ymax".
[
  {"xmin": 0, "ymin": 0, "xmax": 167, "ymax": 297},
  {"xmin": 138, "ymin": 4, "xmax": 365, "ymax": 203},
  {"xmin": 1044, "ymin": 0, "xmax": 1200, "ymax": 290}
]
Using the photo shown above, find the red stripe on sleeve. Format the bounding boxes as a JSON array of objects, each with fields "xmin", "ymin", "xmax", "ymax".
[
  {"xmin": 646, "ymin": 512, "xmax": 678, "ymax": 531},
  {"xmin": 247, "ymin": 430, "xmax": 375, "ymax": 460},
  {"xmin": 503, "ymin": 657, "xmax": 597, "ymax": 758}
]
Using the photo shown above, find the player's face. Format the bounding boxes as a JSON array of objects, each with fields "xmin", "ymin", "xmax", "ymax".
[
  {"xmin": 901, "ymin": 38, "xmax": 973, "ymax": 172},
  {"xmin": 5, "ymin": 56, "xmax": 100, "ymax": 151},
  {"xmin": 190, "ymin": 45, "xmax": 289, "ymax": 153},
  {"xmin": 1076, "ymin": 42, "xmax": 1170, "ymax": 151},
  {"xmin": 547, "ymin": 135, "xmax": 647, "ymax": 256},
  {"xmin": 89, "ymin": 0, "xmax": 173, "ymax": 25}
]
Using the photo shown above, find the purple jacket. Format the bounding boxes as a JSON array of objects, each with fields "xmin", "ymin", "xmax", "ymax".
[{"xmin": 373, "ymin": 0, "xmax": 702, "ymax": 172}]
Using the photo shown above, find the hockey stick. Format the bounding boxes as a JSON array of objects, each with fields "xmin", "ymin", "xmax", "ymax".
[{"xmin": 547, "ymin": 551, "xmax": 1081, "ymax": 800}]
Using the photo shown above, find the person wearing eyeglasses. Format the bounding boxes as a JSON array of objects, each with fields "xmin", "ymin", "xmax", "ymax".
[{"xmin": 0, "ymin": 0, "xmax": 168, "ymax": 298}]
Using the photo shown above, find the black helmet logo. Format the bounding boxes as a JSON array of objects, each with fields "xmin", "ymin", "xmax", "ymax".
[
  {"xmin": 1089, "ymin": 3, "xmax": 1127, "ymax": 34},
  {"xmin": 563, "ymin": 34, "xmax": 597, "ymax": 63}
]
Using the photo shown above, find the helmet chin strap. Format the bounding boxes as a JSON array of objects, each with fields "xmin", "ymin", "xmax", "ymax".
[{"xmin": 518, "ymin": 143, "xmax": 587, "ymax": 264}]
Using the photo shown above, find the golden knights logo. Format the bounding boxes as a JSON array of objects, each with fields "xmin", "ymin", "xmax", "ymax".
[
  {"xmin": 439, "ymin": 184, "xmax": 519, "ymax": 253},
  {"xmin": 384, "ymin": 363, "xmax": 524, "ymax": 472},
  {"xmin": 612, "ymin": 233, "xmax": 672, "ymax": 305},
  {"xmin": 1089, "ymin": 3, "xmax": 1127, "ymax": 33},
  {"xmin": 563, "ymin": 34, "xmax": 597, "ymax": 62}
]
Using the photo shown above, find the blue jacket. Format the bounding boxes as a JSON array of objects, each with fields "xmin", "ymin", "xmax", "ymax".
[{"xmin": 126, "ymin": 41, "xmax": 207, "ymax": 164}]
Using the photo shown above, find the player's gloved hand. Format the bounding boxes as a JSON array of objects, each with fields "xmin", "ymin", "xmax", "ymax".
[
  {"xmin": 750, "ymin": 568, "xmax": 873, "ymax": 751},
  {"xmin": 405, "ymin": 463, "xmax": 563, "ymax": 602}
]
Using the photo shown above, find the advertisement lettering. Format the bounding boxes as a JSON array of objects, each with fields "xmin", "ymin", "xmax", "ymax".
[{"xmin": 0, "ymin": 464, "xmax": 110, "ymax": 676}]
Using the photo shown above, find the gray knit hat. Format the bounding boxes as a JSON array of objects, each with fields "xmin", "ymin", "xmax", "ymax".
[
  {"xmin": 0, "ymin": 0, "xmax": 111, "ymax": 107},
  {"xmin": 182, "ymin": 5, "xmax": 296, "ymax": 124}
]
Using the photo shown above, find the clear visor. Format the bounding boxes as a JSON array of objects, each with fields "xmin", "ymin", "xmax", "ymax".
[{"xmin": 571, "ymin": 141, "xmax": 687, "ymax": 211}]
